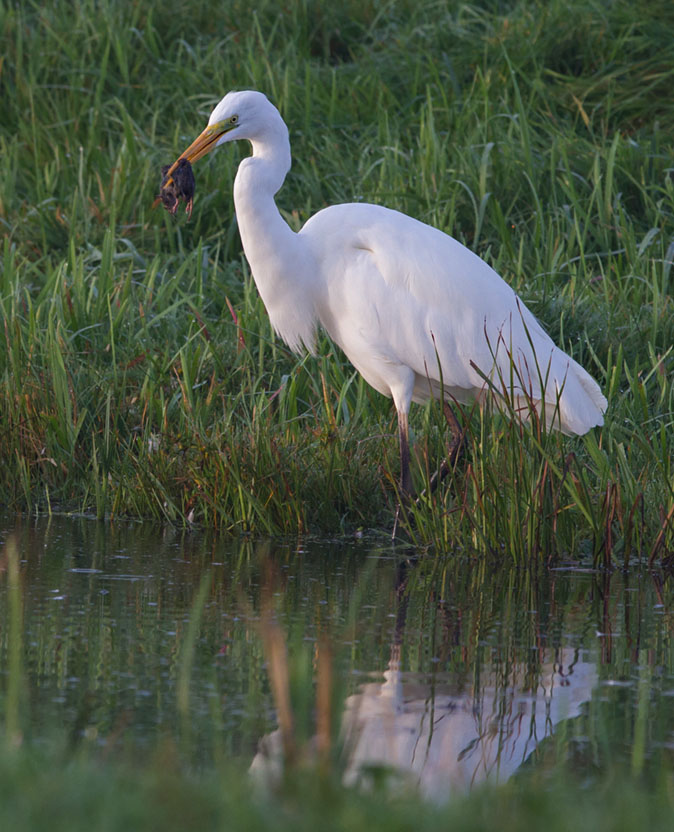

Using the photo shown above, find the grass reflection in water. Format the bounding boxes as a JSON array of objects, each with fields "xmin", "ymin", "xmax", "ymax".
[{"xmin": 1, "ymin": 515, "xmax": 671, "ymax": 808}]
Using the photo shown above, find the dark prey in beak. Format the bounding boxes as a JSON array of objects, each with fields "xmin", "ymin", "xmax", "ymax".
[{"xmin": 159, "ymin": 157, "xmax": 196, "ymax": 217}]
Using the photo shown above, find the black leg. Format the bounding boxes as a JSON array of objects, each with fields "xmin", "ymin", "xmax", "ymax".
[
  {"xmin": 442, "ymin": 400, "xmax": 465, "ymax": 467},
  {"xmin": 422, "ymin": 400, "xmax": 466, "ymax": 497},
  {"xmin": 392, "ymin": 409, "xmax": 413, "ymax": 541},
  {"xmin": 398, "ymin": 410, "xmax": 413, "ymax": 499}
]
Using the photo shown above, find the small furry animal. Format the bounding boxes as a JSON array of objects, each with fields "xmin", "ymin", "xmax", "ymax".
[{"xmin": 159, "ymin": 157, "xmax": 195, "ymax": 216}]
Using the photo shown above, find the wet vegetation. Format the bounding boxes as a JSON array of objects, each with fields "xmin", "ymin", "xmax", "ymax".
[{"xmin": 0, "ymin": 517, "xmax": 673, "ymax": 829}]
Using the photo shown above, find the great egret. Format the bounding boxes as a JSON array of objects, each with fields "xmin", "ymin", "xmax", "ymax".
[{"xmin": 163, "ymin": 90, "xmax": 607, "ymax": 497}]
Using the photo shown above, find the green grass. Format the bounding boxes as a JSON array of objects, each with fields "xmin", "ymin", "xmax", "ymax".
[
  {"xmin": 1, "ymin": 744, "xmax": 673, "ymax": 832},
  {"xmin": 1, "ymin": 0, "xmax": 673, "ymax": 560}
]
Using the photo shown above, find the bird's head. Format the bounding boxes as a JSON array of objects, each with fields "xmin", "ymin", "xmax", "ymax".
[{"xmin": 161, "ymin": 90, "xmax": 282, "ymax": 186}]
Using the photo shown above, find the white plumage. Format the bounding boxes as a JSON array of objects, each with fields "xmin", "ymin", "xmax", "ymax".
[{"xmin": 166, "ymin": 90, "xmax": 607, "ymax": 495}]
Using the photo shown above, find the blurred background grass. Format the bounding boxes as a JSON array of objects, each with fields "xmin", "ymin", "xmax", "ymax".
[{"xmin": 0, "ymin": 0, "xmax": 673, "ymax": 560}]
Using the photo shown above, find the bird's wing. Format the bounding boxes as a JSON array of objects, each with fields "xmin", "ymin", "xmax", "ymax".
[
  {"xmin": 305, "ymin": 203, "xmax": 542, "ymax": 386},
  {"xmin": 302, "ymin": 203, "xmax": 605, "ymax": 432}
]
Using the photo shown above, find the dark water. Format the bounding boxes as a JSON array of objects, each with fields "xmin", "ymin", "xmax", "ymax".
[{"xmin": 1, "ymin": 515, "xmax": 672, "ymax": 796}]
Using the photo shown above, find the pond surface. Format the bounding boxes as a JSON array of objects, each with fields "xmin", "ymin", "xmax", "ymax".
[{"xmin": 1, "ymin": 514, "xmax": 672, "ymax": 797}]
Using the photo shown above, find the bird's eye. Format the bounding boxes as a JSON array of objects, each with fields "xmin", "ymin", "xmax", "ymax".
[{"xmin": 230, "ymin": 115, "xmax": 238, "ymax": 124}]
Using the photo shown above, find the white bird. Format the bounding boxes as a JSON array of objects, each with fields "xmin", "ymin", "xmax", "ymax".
[{"xmin": 163, "ymin": 90, "xmax": 607, "ymax": 497}]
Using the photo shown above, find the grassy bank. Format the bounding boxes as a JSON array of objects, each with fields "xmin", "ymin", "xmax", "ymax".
[{"xmin": 1, "ymin": 0, "xmax": 673, "ymax": 559}]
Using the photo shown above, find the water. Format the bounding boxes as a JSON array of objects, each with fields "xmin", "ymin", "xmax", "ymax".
[{"xmin": 1, "ymin": 514, "xmax": 672, "ymax": 795}]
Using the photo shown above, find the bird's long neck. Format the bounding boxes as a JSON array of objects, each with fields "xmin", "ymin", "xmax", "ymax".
[
  {"xmin": 233, "ymin": 123, "xmax": 317, "ymax": 353},
  {"xmin": 233, "ymin": 126, "xmax": 292, "ymax": 264}
]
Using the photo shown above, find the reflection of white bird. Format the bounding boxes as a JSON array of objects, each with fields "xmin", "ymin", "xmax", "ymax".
[
  {"xmin": 165, "ymin": 90, "xmax": 607, "ymax": 495},
  {"xmin": 337, "ymin": 648, "xmax": 597, "ymax": 798},
  {"xmin": 250, "ymin": 647, "xmax": 598, "ymax": 800}
]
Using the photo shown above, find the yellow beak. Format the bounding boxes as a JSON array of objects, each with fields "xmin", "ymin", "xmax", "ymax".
[{"xmin": 162, "ymin": 122, "xmax": 229, "ymax": 185}]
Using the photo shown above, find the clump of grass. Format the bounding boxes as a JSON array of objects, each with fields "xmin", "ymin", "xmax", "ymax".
[
  {"xmin": 401, "ymin": 336, "xmax": 673, "ymax": 565},
  {"xmin": 1, "ymin": 740, "xmax": 673, "ymax": 832},
  {"xmin": 1, "ymin": 0, "xmax": 673, "ymax": 562}
]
